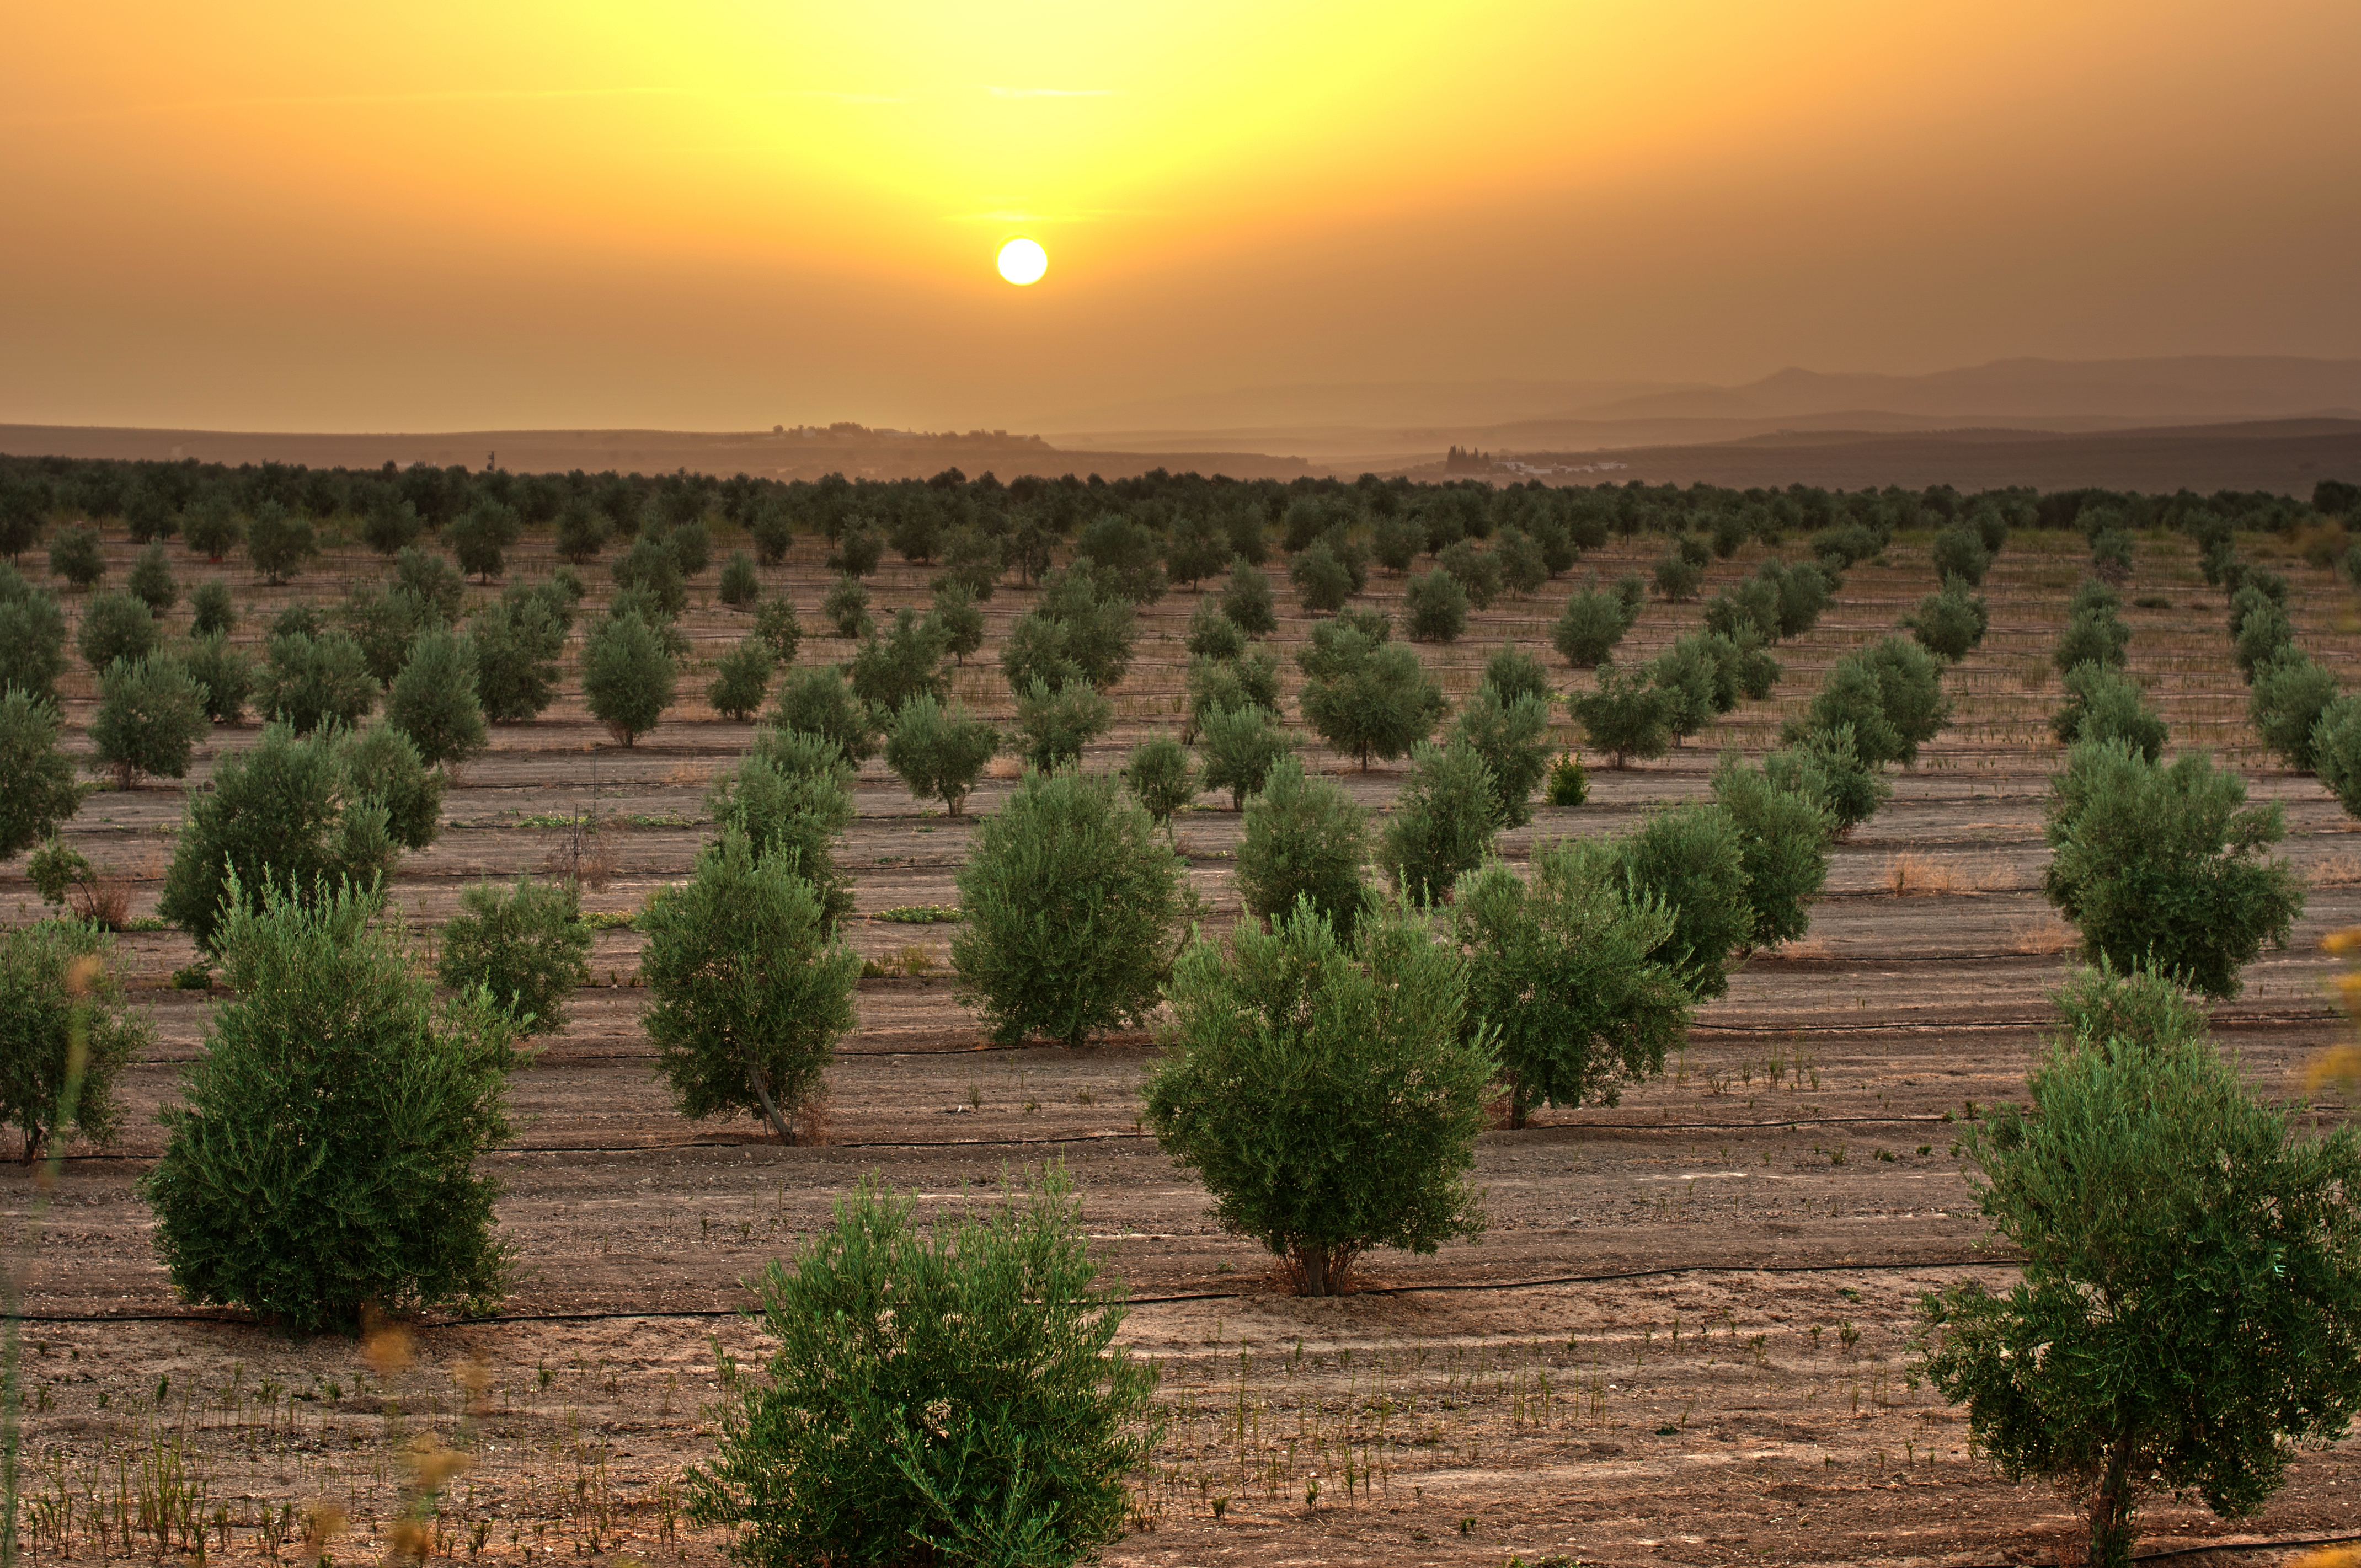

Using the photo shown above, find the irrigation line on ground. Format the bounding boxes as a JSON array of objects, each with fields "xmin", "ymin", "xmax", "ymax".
[{"xmin": 5, "ymin": 1254, "xmax": 2027, "ymax": 1327}]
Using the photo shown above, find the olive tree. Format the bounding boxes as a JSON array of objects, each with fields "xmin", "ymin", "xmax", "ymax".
[
  {"xmin": 582, "ymin": 611, "xmax": 677, "ymax": 746},
  {"xmin": 706, "ymin": 637, "xmax": 775, "ymax": 722},
  {"xmin": 157, "ymin": 721, "xmax": 414, "ymax": 955},
  {"xmin": 1145, "ymin": 901, "xmax": 1494, "ymax": 1296},
  {"xmin": 255, "ymin": 629, "xmax": 377, "ymax": 734},
  {"xmin": 386, "ymin": 628, "xmax": 488, "ymax": 769},
  {"xmin": 1455, "ymin": 839, "xmax": 1691, "ymax": 1127},
  {"xmin": 1198, "ymin": 703, "xmax": 1295, "ymax": 810},
  {"xmin": 1710, "ymin": 752, "xmax": 1834, "ymax": 951},
  {"xmin": 686, "ymin": 1168, "xmax": 1157, "ymax": 1568},
  {"xmin": 1296, "ymin": 618, "xmax": 1444, "ymax": 769},
  {"xmin": 2051, "ymin": 663, "xmax": 2167, "ymax": 761},
  {"xmin": 706, "ymin": 726, "xmax": 857, "ymax": 931},
  {"xmin": 0, "ymin": 919, "xmax": 150, "ymax": 1159},
  {"xmin": 1552, "ymin": 577, "xmax": 1634, "ymax": 668},
  {"xmin": 91, "ymin": 653, "xmax": 210, "ymax": 790},
  {"xmin": 76, "ymin": 590, "xmax": 162, "ymax": 672},
  {"xmin": 771, "ymin": 665, "xmax": 875, "ymax": 764},
  {"xmin": 952, "ymin": 769, "xmax": 1184, "ymax": 1046},
  {"xmin": 1124, "ymin": 736, "xmax": 1196, "ymax": 828},
  {"xmin": 884, "ymin": 694, "xmax": 1000, "ymax": 816},
  {"xmin": 1917, "ymin": 1009, "xmax": 2361, "ymax": 1567},
  {"xmin": 642, "ymin": 830, "xmax": 859, "ymax": 1146},
  {"xmin": 1013, "ymin": 678, "xmax": 1113, "ymax": 772},
  {"xmin": 1616, "ymin": 802, "xmax": 1754, "ymax": 999},
  {"xmin": 0, "ymin": 688, "xmax": 82, "ymax": 859},
  {"xmin": 1235, "ymin": 754, "xmax": 1371, "ymax": 939},
  {"xmin": 1569, "ymin": 665, "xmax": 1671, "ymax": 767},
  {"xmin": 435, "ymin": 877, "xmax": 593, "ymax": 1039},
  {"xmin": 2248, "ymin": 649, "xmax": 2340, "ymax": 772},
  {"xmin": 0, "ymin": 569, "xmax": 70, "ymax": 705},
  {"xmin": 2042, "ymin": 739, "xmax": 2303, "ymax": 999},
  {"xmin": 142, "ymin": 877, "xmax": 519, "ymax": 1332},
  {"xmin": 1377, "ymin": 739, "xmax": 1499, "ymax": 905},
  {"xmin": 244, "ymin": 502, "xmax": 318, "ymax": 585},
  {"xmin": 1449, "ymin": 680, "xmax": 1550, "ymax": 829}
]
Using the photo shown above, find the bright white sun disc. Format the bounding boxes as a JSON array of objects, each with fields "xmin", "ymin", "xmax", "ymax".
[{"xmin": 997, "ymin": 238, "xmax": 1048, "ymax": 286}]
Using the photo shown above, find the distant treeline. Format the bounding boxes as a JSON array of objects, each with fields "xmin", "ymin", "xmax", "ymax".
[{"xmin": 0, "ymin": 451, "xmax": 2353, "ymax": 568}]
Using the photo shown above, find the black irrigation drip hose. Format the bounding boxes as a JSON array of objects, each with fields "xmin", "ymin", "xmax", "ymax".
[{"xmin": 7, "ymin": 1255, "xmax": 2026, "ymax": 1328}]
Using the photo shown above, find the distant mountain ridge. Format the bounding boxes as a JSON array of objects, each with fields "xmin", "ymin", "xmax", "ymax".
[{"xmin": 1038, "ymin": 356, "xmax": 2361, "ymax": 459}]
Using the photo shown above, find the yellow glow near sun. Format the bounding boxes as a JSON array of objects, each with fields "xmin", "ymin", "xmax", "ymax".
[{"xmin": 996, "ymin": 237, "xmax": 1048, "ymax": 286}]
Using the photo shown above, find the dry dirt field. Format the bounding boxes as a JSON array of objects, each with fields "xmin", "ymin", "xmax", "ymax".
[{"xmin": 8, "ymin": 515, "xmax": 2361, "ymax": 1567}]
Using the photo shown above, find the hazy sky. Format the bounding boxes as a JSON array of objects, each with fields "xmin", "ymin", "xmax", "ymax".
[{"xmin": 5, "ymin": 1, "xmax": 2357, "ymax": 432}]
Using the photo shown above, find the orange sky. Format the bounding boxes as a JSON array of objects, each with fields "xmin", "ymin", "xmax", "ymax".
[{"xmin": 3, "ymin": 1, "xmax": 2356, "ymax": 432}]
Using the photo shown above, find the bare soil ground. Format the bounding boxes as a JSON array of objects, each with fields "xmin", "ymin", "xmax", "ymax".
[{"xmin": 7, "ymin": 519, "xmax": 2361, "ymax": 1566}]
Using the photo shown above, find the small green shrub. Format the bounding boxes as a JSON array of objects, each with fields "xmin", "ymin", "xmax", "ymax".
[
  {"xmin": 1184, "ymin": 601, "xmax": 1248, "ymax": 661},
  {"xmin": 2051, "ymin": 663, "xmax": 2166, "ymax": 761},
  {"xmin": 930, "ymin": 581, "xmax": 985, "ymax": 664},
  {"xmin": 1146, "ymin": 901, "xmax": 1493, "ymax": 1295},
  {"xmin": 1402, "ymin": 568, "xmax": 1470, "ymax": 641},
  {"xmin": 244, "ymin": 503, "xmax": 318, "ymax": 586},
  {"xmin": 181, "ymin": 493, "xmax": 243, "ymax": 561},
  {"xmin": 436, "ymin": 878, "xmax": 593, "ymax": 1039},
  {"xmin": 1449, "ymin": 681, "xmax": 1550, "ymax": 830},
  {"xmin": 642, "ymin": 831, "xmax": 859, "ymax": 1144},
  {"xmin": 467, "ymin": 586, "xmax": 566, "ymax": 723},
  {"xmin": 718, "ymin": 550, "xmax": 761, "ymax": 607},
  {"xmin": 952, "ymin": 769, "xmax": 1184, "ymax": 1046},
  {"xmin": 687, "ymin": 1166, "xmax": 1157, "ymax": 1568},
  {"xmin": 613, "ymin": 536, "xmax": 690, "ymax": 618},
  {"xmin": 1906, "ymin": 576, "xmax": 1991, "ymax": 662},
  {"xmin": 47, "ymin": 525, "xmax": 105, "ymax": 588},
  {"xmin": 0, "ymin": 688, "xmax": 82, "ymax": 859},
  {"xmin": 1569, "ymin": 665, "xmax": 1671, "ymax": 767},
  {"xmin": 1013, "ymin": 678, "xmax": 1112, "ymax": 772},
  {"xmin": 1218, "ymin": 559, "xmax": 1278, "ymax": 635},
  {"xmin": 848, "ymin": 608, "xmax": 949, "ymax": 718},
  {"xmin": 770, "ymin": 663, "xmax": 874, "ymax": 764},
  {"xmin": 1931, "ymin": 526, "xmax": 1991, "ymax": 587},
  {"xmin": 157, "ymin": 721, "xmax": 411, "ymax": 954},
  {"xmin": 127, "ymin": 542, "xmax": 177, "ymax": 616},
  {"xmin": 0, "ymin": 919, "xmax": 149, "ymax": 1159},
  {"xmin": 821, "ymin": 574, "xmax": 874, "ymax": 639},
  {"xmin": 706, "ymin": 726, "xmax": 857, "ymax": 930},
  {"xmin": 142, "ymin": 876, "xmax": 519, "ymax": 1332},
  {"xmin": 1198, "ymin": 703, "xmax": 1295, "ymax": 810},
  {"xmin": 1544, "ymin": 751, "xmax": 1589, "ymax": 807},
  {"xmin": 753, "ymin": 595, "xmax": 804, "ymax": 663},
  {"xmin": 707, "ymin": 636, "xmax": 776, "ymax": 722}
]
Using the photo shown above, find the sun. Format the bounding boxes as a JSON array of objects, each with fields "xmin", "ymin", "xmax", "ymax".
[{"xmin": 996, "ymin": 237, "xmax": 1048, "ymax": 286}]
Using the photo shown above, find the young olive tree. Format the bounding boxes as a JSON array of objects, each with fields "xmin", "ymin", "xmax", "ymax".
[
  {"xmin": 1198, "ymin": 702, "xmax": 1295, "ymax": 810},
  {"xmin": 255, "ymin": 629, "xmax": 377, "ymax": 734},
  {"xmin": 1217, "ymin": 559, "xmax": 1278, "ymax": 635},
  {"xmin": 77, "ymin": 591, "xmax": 161, "ymax": 673},
  {"xmin": 435, "ymin": 877, "xmax": 593, "ymax": 1039},
  {"xmin": 2051, "ymin": 663, "xmax": 2167, "ymax": 761},
  {"xmin": 1296, "ymin": 620, "xmax": 1445, "ymax": 770},
  {"xmin": 1568, "ymin": 665, "xmax": 1671, "ymax": 768},
  {"xmin": 1124, "ymin": 736, "xmax": 1197, "ymax": 829},
  {"xmin": 1617, "ymin": 802, "xmax": 1754, "ymax": 999},
  {"xmin": 0, "ymin": 919, "xmax": 150, "ymax": 1159},
  {"xmin": 582, "ymin": 611, "xmax": 677, "ymax": 746},
  {"xmin": 772, "ymin": 665, "xmax": 877, "ymax": 764},
  {"xmin": 141, "ymin": 876, "xmax": 519, "ymax": 1332},
  {"xmin": 1448, "ymin": 681, "xmax": 1550, "ymax": 830},
  {"xmin": 885, "ymin": 694, "xmax": 1000, "ymax": 817},
  {"xmin": 1235, "ymin": 754, "xmax": 1371, "ymax": 940},
  {"xmin": 1917, "ymin": 1011, "xmax": 2361, "ymax": 1567},
  {"xmin": 1709, "ymin": 752, "xmax": 1834, "ymax": 951},
  {"xmin": 1377, "ymin": 739, "xmax": 1499, "ymax": 906},
  {"xmin": 157, "ymin": 721, "xmax": 412, "ymax": 955},
  {"xmin": 1146, "ymin": 901, "xmax": 1494, "ymax": 1296},
  {"xmin": 1455, "ymin": 839, "xmax": 1691, "ymax": 1127},
  {"xmin": 244, "ymin": 502, "xmax": 318, "ymax": 585},
  {"xmin": 1552, "ymin": 578, "xmax": 1634, "ymax": 669},
  {"xmin": 952, "ymin": 769, "xmax": 1184, "ymax": 1046},
  {"xmin": 642, "ymin": 830, "xmax": 859, "ymax": 1146},
  {"xmin": 0, "ymin": 570, "xmax": 70, "ymax": 706},
  {"xmin": 2042, "ymin": 739, "xmax": 2303, "ymax": 999},
  {"xmin": 386, "ymin": 628, "xmax": 488, "ymax": 769},
  {"xmin": 0, "ymin": 688, "xmax": 82, "ymax": 859},
  {"xmin": 706, "ymin": 637, "xmax": 775, "ymax": 722},
  {"xmin": 706, "ymin": 726, "xmax": 857, "ymax": 931},
  {"xmin": 1013, "ymin": 678, "xmax": 1113, "ymax": 772},
  {"xmin": 91, "ymin": 653, "xmax": 209, "ymax": 790},
  {"xmin": 687, "ymin": 1168, "xmax": 1158, "ymax": 1568}
]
